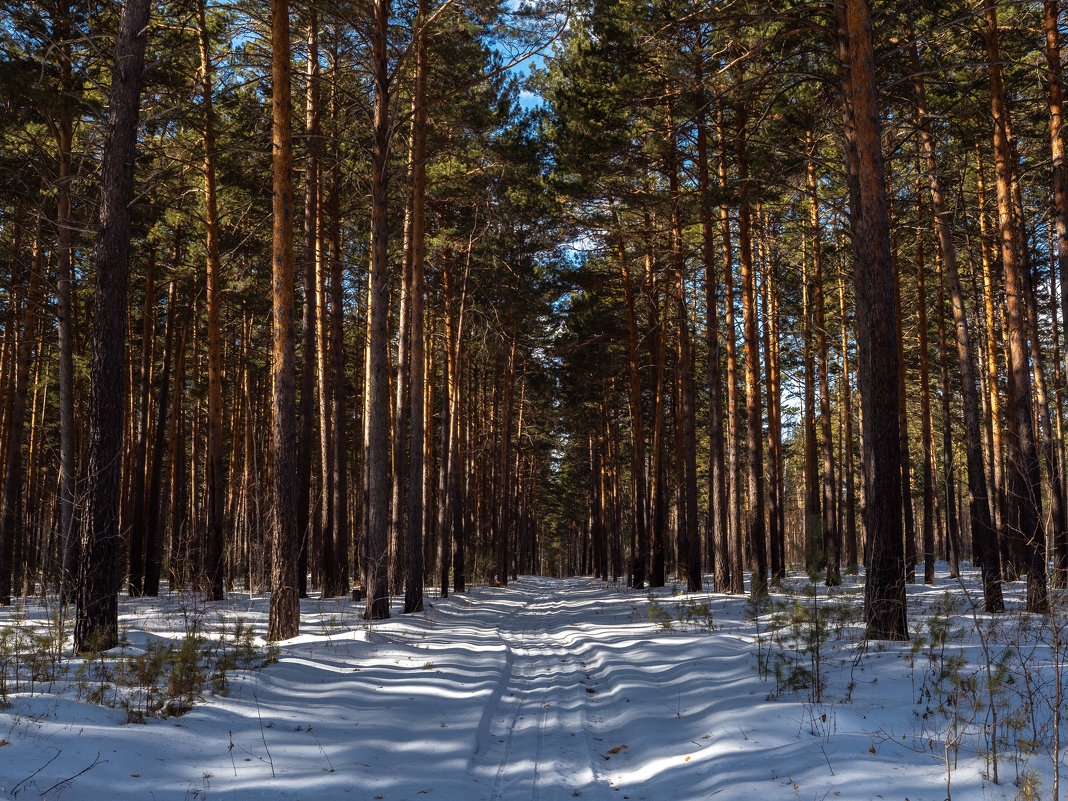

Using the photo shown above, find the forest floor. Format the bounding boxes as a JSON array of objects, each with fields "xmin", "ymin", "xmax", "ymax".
[{"xmin": 0, "ymin": 565, "xmax": 1065, "ymax": 800}]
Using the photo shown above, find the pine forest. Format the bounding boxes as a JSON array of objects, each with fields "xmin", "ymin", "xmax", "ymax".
[{"xmin": 2, "ymin": 0, "xmax": 1068, "ymax": 798}]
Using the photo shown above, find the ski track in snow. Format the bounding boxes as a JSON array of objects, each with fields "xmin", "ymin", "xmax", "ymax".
[{"xmin": 0, "ymin": 568, "xmax": 1046, "ymax": 800}]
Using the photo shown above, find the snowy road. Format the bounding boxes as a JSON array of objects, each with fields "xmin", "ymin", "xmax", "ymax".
[
  {"xmin": 468, "ymin": 579, "xmax": 615, "ymax": 800},
  {"xmin": 0, "ymin": 572, "xmax": 1016, "ymax": 800}
]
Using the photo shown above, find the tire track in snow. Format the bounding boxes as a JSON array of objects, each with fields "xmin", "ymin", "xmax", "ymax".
[{"xmin": 469, "ymin": 577, "xmax": 617, "ymax": 801}]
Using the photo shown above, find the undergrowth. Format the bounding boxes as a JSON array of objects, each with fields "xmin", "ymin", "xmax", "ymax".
[{"xmin": 0, "ymin": 601, "xmax": 277, "ymax": 723}]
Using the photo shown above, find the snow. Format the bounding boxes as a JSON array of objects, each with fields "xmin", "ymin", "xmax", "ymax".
[{"xmin": 0, "ymin": 566, "xmax": 1064, "ymax": 800}]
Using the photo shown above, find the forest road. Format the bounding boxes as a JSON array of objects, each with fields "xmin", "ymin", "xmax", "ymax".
[{"xmin": 466, "ymin": 576, "xmax": 621, "ymax": 801}]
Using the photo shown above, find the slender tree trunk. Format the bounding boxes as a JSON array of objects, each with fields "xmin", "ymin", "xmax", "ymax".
[
  {"xmin": 645, "ymin": 227, "xmax": 668, "ymax": 589},
  {"xmin": 758, "ymin": 208, "xmax": 784, "ymax": 583},
  {"xmin": 697, "ymin": 88, "xmax": 727, "ymax": 591},
  {"xmin": 55, "ymin": 3, "xmax": 78, "ymax": 603},
  {"xmin": 497, "ymin": 338, "xmax": 516, "ymax": 586},
  {"xmin": 0, "ymin": 232, "xmax": 42, "ymax": 604},
  {"xmin": 914, "ymin": 189, "xmax": 936, "ymax": 586},
  {"xmin": 169, "ymin": 320, "xmax": 189, "ymax": 588},
  {"xmin": 803, "ymin": 214, "xmax": 820, "ymax": 573},
  {"xmin": 890, "ymin": 192, "xmax": 918, "ymax": 585},
  {"xmin": 297, "ymin": 4, "xmax": 320, "ymax": 599},
  {"xmin": 974, "ymin": 144, "xmax": 1008, "ymax": 568},
  {"xmin": 983, "ymin": 0, "xmax": 1049, "ymax": 613},
  {"xmin": 717, "ymin": 108, "xmax": 743, "ymax": 594},
  {"xmin": 196, "ymin": 0, "xmax": 226, "ymax": 602},
  {"xmin": 143, "ymin": 280, "xmax": 176, "ymax": 596},
  {"xmin": 267, "ymin": 0, "xmax": 300, "ymax": 640},
  {"xmin": 404, "ymin": 0, "xmax": 428, "ymax": 613},
  {"xmin": 326, "ymin": 44, "xmax": 348, "ymax": 598},
  {"xmin": 737, "ymin": 107, "xmax": 767, "ymax": 596},
  {"xmin": 1048, "ymin": 0, "xmax": 1068, "ymax": 587},
  {"xmin": 809, "ymin": 153, "xmax": 839, "ymax": 586},
  {"xmin": 665, "ymin": 87, "xmax": 701, "ymax": 592},
  {"xmin": 615, "ymin": 224, "xmax": 649, "ymax": 589},
  {"xmin": 838, "ymin": 271, "xmax": 858, "ymax": 572}
]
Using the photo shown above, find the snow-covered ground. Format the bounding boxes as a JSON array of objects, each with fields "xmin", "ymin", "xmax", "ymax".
[{"xmin": 0, "ymin": 565, "xmax": 1065, "ymax": 800}]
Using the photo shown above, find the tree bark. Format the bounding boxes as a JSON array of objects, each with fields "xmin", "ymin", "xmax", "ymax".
[
  {"xmin": 983, "ymin": 0, "xmax": 1049, "ymax": 613},
  {"xmin": 55, "ymin": 1, "xmax": 78, "ymax": 604},
  {"xmin": 298, "ymin": 3, "xmax": 320, "ymax": 599},
  {"xmin": 196, "ymin": 0, "xmax": 226, "ymax": 602},
  {"xmin": 73, "ymin": 0, "xmax": 151, "ymax": 651},
  {"xmin": 364, "ymin": 0, "xmax": 392, "ymax": 620},
  {"xmin": 0, "ymin": 231, "xmax": 42, "ymax": 604},
  {"xmin": 835, "ymin": 0, "xmax": 908, "ymax": 640},
  {"xmin": 404, "ymin": 0, "xmax": 428, "ymax": 613},
  {"xmin": 665, "ymin": 86, "xmax": 701, "ymax": 592},
  {"xmin": 697, "ymin": 79, "xmax": 727, "ymax": 591},
  {"xmin": 737, "ymin": 106, "xmax": 767, "ymax": 596},
  {"xmin": 717, "ymin": 108, "xmax": 743, "ymax": 594},
  {"xmin": 267, "ymin": 0, "xmax": 300, "ymax": 640}
]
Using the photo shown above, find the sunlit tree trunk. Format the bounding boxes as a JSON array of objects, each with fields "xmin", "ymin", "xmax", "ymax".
[
  {"xmin": 196, "ymin": 0, "xmax": 226, "ymax": 602},
  {"xmin": 297, "ymin": 3, "xmax": 320, "ymax": 599},
  {"xmin": 717, "ymin": 108, "xmax": 743, "ymax": 594},
  {"xmin": 983, "ymin": 0, "xmax": 1049, "ymax": 613},
  {"xmin": 267, "ymin": 0, "xmax": 300, "ymax": 639},
  {"xmin": 838, "ymin": 271, "xmax": 858, "ymax": 572},
  {"xmin": 404, "ymin": 0, "xmax": 428, "ymax": 613},
  {"xmin": 737, "ymin": 105, "xmax": 767, "ymax": 595},
  {"xmin": 696, "ymin": 61, "xmax": 727, "ymax": 591}
]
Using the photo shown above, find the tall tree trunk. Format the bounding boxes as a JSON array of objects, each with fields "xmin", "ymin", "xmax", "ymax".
[
  {"xmin": 737, "ymin": 106, "xmax": 767, "ymax": 596},
  {"xmin": 404, "ymin": 0, "xmax": 428, "ymax": 613},
  {"xmin": 497, "ymin": 338, "xmax": 516, "ymax": 586},
  {"xmin": 665, "ymin": 86, "xmax": 701, "ymax": 592},
  {"xmin": 364, "ymin": 0, "xmax": 392, "ymax": 620},
  {"xmin": 0, "ymin": 231, "xmax": 42, "ymax": 604},
  {"xmin": 55, "ymin": 1, "xmax": 78, "ymax": 604},
  {"xmin": 759, "ymin": 208, "xmax": 784, "ymax": 583},
  {"xmin": 983, "ymin": 0, "xmax": 1049, "ymax": 613},
  {"xmin": 717, "ymin": 108, "xmax": 743, "ymax": 594},
  {"xmin": 195, "ymin": 0, "xmax": 227, "ymax": 602},
  {"xmin": 297, "ymin": 4, "xmax": 320, "ymax": 599},
  {"xmin": 809, "ymin": 152, "xmax": 839, "ymax": 586},
  {"xmin": 74, "ymin": 0, "xmax": 150, "ymax": 645},
  {"xmin": 975, "ymin": 144, "xmax": 1008, "ymax": 566},
  {"xmin": 803, "ymin": 205, "xmax": 820, "ymax": 574},
  {"xmin": 74, "ymin": 0, "xmax": 151, "ymax": 651},
  {"xmin": 890, "ymin": 193, "xmax": 918, "ymax": 584},
  {"xmin": 615, "ymin": 223, "xmax": 649, "ymax": 589},
  {"xmin": 325, "ymin": 43, "xmax": 348, "ymax": 598},
  {"xmin": 937, "ymin": 265, "xmax": 962, "ymax": 580},
  {"xmin": 645, "ymin": 227, "xmax": 668, "ymax": 588},
  {"xmin": 838, "ymin": 271, "xmax": 858, "ymax": 572},
  {"xmin": 267, "ymin": 0, "xmax": 300, "ymax": 640},
  {"xmin": 1048, "ymin": 0, "xmax": 1068, "ymax": 587},
  {"xmin": 914, "ymin": 189, "xmax": 936, "ymax": 586},
  {"xmin": 835, "ymin": 0, "xmax": 908, "ymax": 640},
  {"xmin": 697, "ymin": 81, "xmax": 727, "ymax": 591},
  {"xmin": 143, "ymin": 280, "xmax": 177, "ymax": 596},
  {"xmin": 169, "ymin": 319, "xmax": 189, "ymax": 588}
]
